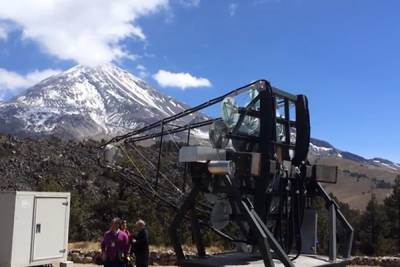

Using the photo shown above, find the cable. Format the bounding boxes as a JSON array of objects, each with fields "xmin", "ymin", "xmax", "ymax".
[
  {"xmin": 128, "ymin": 143, "xmax": 183, "ymax": 194},
  {"xmin": 118, "ymin": 145, "xmax": 157, "ymax": 195}
]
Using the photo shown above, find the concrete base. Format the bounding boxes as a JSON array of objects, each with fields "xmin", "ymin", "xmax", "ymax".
[{"xmin": 183, "ymin": 252, "xmax": 349, "ymax": 267}]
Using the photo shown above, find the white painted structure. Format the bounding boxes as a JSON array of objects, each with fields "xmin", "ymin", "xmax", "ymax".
[{"xmin": 0, "ymin": 191, "xmax": 70, "ymax": 267}]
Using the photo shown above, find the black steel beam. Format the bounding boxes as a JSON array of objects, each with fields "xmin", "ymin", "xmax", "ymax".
[
  {"xmin": 316, "ymin": 183, "xmax": 354, "ymax": 258},
  {"xmin": 271, "ymin": 86, "xmax": 297, "ymax": 102},
  {"xmin": 125, "ymin": 118, "xmax": 217, "ymax": 143},
  {"xmin": 102, "ymin": 80, "xmax": 298, "ymax": 147},
  {"xmin": 256, "ymin": 81, "xmax": 276, "ymax": 223},
  {"xmin": 169, "ymin": 186, "xmax": 201, "ymax": 263},
  {"xmin": 292, "ymin": 95, "xmax": 310, "ymax": 165},
  {"xmin": 191, "ymin": 210, "xmax": 206, "ymax": 257},
  {"xmin": 239, "ymin": 199, "xmax": 275, "ymax": 267},
  {"xmin": 249, "ymin": 199, "xmax": 295, "ymax": 267}
]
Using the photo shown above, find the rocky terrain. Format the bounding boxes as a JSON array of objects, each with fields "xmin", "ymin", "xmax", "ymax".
[{"xmin": 0, "ymin": 134, "xmax": 104, "ymax": 192}]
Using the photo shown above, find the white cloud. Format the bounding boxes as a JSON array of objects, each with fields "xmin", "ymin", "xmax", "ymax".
[
  {"xmin": 0, "ymin": 29, "xmax": 6, "ymax": 40},
  {"xmin": 136, "ymin": 64, "xmax": 149, "ymax": 79},
  {"xmin": 229, "ymin": 3, "xmax": 238, "ymax": 17},
  {"xmin": 153, "ymin": 70, "xmax": 211, "ymax": 90},
  {"xmin": 137, "ymin": 65, "xmax": 146, "ymax": 71},
  {"xmin": 179, "ymin": 0, "xmax": 201, "ymax": 8},
  {"xmin": 0, "ymin": 0, "xmax": 168, "ymax": 66},
  {"xmin": 252, "ymin": 0, "xmax": 281, "ymax": 5},
  {"xmin": 0, "ymin": 23, "xmax": 11, "ymax": 40},
  {"xmin": 0, "ymin": 68, "xmax": 61, "ymax": 99}
]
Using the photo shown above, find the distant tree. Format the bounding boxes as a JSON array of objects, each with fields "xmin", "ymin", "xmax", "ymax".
[
  {"xmin": 312, "ymin": 196, "xmax": 329, "ymax": 254},
  {"xmin": 359, "ymin": 194, "xmax": 390, "ymax": 255},
  {"xmin": 69, "ymin": 192, "xmax": 92, "ymax": 241},
  {"xmin": 329, "ymin": 194, "xmax": 361, "ymax": 255},
  {"xmin": 383, "ymin": 175, "xmax": 400, "ymax": 254},
  {"xmin": 37, "ymin": 176, "xmax": 62, "ymax": 191}
]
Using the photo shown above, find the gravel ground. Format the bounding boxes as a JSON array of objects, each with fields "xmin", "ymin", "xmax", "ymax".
[{"xmin": 73, "ymin": 265, "xmax": 177, "ymax": 267}]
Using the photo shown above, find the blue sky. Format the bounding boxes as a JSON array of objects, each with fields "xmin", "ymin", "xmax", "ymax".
[{"xmin": 0, "ymin": 0, "xmax": 399, "ymax": 162}]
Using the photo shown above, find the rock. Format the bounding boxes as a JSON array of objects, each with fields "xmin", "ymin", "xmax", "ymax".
[
  {"xmin": 71, "ymin": 252, "xmax": 84, "ymax": 263},
  {"xmin": 86, "ymin": 251, "xmax": 97, "ymax": 258},
  {"xmin": 93, "ymin": 253, "xmax": 104, "ymax": 265},
  {"xmin": 83, "ymin": 256, "xmax": 93, "ymax": 263},
  {"xmin": 149, "ymin": 251, "xmax": 158, "ymax": 264},
  {"xmin": 350, "ymin": 256, "xmax": 400, "ymax": 267},
  {"xmin": 169, "ymin": 254, "xmax": 177, "ymax": 264}
]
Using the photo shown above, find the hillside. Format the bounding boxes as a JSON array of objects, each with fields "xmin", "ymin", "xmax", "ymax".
[{"xmin": 315, "ymin": 157, "xmax": 398, "ymax": 210}]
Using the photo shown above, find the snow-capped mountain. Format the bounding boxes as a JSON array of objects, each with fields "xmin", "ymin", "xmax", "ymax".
[
  {"xmin": 0, "ymin": 64, "xmax": 206, "ymax": 139},
  {"xmin": 309, "ymin": 138, "xmax": 400, "ymax": 172}
]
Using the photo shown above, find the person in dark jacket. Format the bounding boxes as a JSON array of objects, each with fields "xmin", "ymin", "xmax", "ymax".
[{"xmin": 131, "ymin": 219, "xmax": 149, "ymax": 267}]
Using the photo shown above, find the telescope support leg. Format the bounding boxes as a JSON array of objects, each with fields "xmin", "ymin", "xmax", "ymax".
[
  {"xmin": 223, "ymin": 174, "xmax": 293, "ymax": 267},
  {"xmin": 329, "ymin": 203, "xmax": 337, "ymax": 262},
  {"xmin": 239, "ymin": 199, "xmax": 275, "ymax": 267},
  {"xmin": 191, "ymin": 210, "xmax": 206, "ymax": 257},
  {"xmin": 169, "ymin": 186, "xmax": 200, "ymax": 264},
  {"xmin": 240, "ymin": 198, "xmax": 295, "ymax": 267}
]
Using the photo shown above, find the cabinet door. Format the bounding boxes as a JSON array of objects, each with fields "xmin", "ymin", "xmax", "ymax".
[
  {"xmin": 300, "ymin": 209, "xmax": 318, "ymax": 254},
  {"xmin": 31, "ymin": 197, "xmax": 68, "ymax": 262}
]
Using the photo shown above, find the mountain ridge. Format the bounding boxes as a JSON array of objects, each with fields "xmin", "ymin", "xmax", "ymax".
[{"xmin": 309, "ymin": 137, "xmax": 400, "ymax": 171}]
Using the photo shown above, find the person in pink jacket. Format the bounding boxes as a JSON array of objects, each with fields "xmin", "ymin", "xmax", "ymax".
[{"xmin": 101, "ymin": 218, "xmax": 129, "ymax": 267}]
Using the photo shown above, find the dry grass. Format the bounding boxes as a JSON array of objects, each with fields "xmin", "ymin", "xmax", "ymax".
[
  {"xmin": 317, "ymin": 157, "xmax": 398, "ymax": 210},
  {"xmin": 69, "ymin": 241, "xmax": 224, "ymax": 254},
  {"xmin": 69, "ymin": 241, "xmax": 100, "ymax": 252}
]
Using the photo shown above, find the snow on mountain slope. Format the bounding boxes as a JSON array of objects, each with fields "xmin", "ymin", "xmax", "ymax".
[
  {"xmin": 308, "ymin": 138, "xmax": 343, "ymax": 158},
  {"xmin": 369, "ymin": 157, "xmax": 400, "ymax": 171},
  {"xmin": 0, "ymin": 64, "xmax": 207, "ymax": 139},
  {"xmin": 309, "ymin": 138, "xmax": 400, "ymax": 172}
]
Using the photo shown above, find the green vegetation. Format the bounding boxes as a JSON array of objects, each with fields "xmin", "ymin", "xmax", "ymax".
[
  {"xmin": 357, "ymin": 175, "xmax": 399, "ymax": 255},
  {"xmin": 315, "ymin": 175, "xmax": 400, "ymax": 256},
  {"xmin": 63, "ymin": 172, "xmax": 399, "ymax": 256}
]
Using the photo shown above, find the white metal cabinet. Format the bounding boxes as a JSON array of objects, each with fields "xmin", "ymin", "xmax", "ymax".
[{"xmin": 0, "ymin": 191, "xmax": 70, "ymax": 267}]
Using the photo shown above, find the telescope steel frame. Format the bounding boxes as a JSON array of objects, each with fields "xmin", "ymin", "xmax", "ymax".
[{"xmin": 102, "ymin": 79, "xmax": 354, "ymax": 267}]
